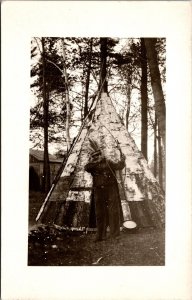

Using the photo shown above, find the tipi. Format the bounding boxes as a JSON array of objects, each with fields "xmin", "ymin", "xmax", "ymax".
[{"xmin": 36, "ymin": 93, "xmax": 165, "ymax": 230}]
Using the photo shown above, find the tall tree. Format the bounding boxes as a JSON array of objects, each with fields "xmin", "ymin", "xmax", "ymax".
[
  {"xmin": 153, "ymin": 113, "xmax": 158, "ymax": 177},
  {"xmin": 42, "ymin": 38, "xmax": 50, "ymax": 192},
  {"xmin": 84, "ymin": 38, "xmax": 93, "ymax": 118},
  {"xmin": 140, "ymin": 38, "xmax": 148, "ymax": 160},
  {"xmin": 157, "ymin": 126, "xmax": 163, "ymax": 188},
  {"xmin": 144, "ymin": 38, "xmax": 166, "ymax": 147},
  {"xmin": 99, "ymin": 38, "xmax": 108, "ymax": 93},
  {"xmin": 30, "ymin": 37, "xmax": 67, "ymax": 147},
  {"xmin": 114, "ymin": 39, "xmax": 143, "ymax": 132},
  {"xmin": 61, "ymin": 38, "xmax": 71, "ymax": 151},
  {"xmin": 125, "ymin": 82, "xmax": 131, "ymax": 130}
]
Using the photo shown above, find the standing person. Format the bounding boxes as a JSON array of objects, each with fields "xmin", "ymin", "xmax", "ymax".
[{"xmin": 85, "ymin": 148, "xmax": 125, "ymax": 241}]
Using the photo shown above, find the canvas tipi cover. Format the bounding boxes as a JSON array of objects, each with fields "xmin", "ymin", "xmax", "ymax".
[{"xmin": 37, "ymin": 93, "xmax": 165, "ymax": 229}]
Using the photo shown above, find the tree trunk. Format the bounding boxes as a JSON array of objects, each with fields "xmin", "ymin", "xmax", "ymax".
[
  {"xmin": 154, "ymin": 113, "xmax": 157, "ymax": 177},
  {"xmin": 144, "ymin": 38, "xmax": 166, "ymax": 148},
  {"xmin": 158, "ymin": 126, "xmax": 163, "ymax": 188},
  {"xmin": 84, "ymin": 38, "xmax": 93, "ymax": 118},
  {"xmin": 42, "ymin": 38, "xmax": 50, "ymax": 193},
  {"xmin": 141, "ymin": 39, "xmax": 148, "ymax": 160},
  {"xmin": 99, "ymin": 38, "xmax": 108, "ymax": 93},
  {"xmin": 125, "ymin": 83, "xmax": 131, "ymax": 130},
  {"xmin": 61, "ymin": 38, "xmax": 71, "ymax": 152}
]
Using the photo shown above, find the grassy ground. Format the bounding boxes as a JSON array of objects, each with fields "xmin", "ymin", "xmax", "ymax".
[
  {"xmin": 28, "ymin": 226, "xmax": 165, "ymax": 266},
  {"xmin": 28, "ymin": 191, "xmax": 165, "ymax": 266}
]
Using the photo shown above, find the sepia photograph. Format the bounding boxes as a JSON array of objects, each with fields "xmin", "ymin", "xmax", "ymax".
[
  {"xmin": 28, "ymin": 37, "xmax": 166, "ymax": 266},
  {"xmin": 2, "ymin": 1, "xmax": 191, "ymax": 300}
]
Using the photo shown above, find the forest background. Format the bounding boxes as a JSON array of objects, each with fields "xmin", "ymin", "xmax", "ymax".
[{"xmin": 30, "ymin": 37, "xmax": 166, "ymax": 193}]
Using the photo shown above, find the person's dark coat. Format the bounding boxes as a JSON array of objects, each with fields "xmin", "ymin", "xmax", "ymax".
[{"xmin": 85, "ymin": 152, "xmax": 125, "ymax": 240}]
